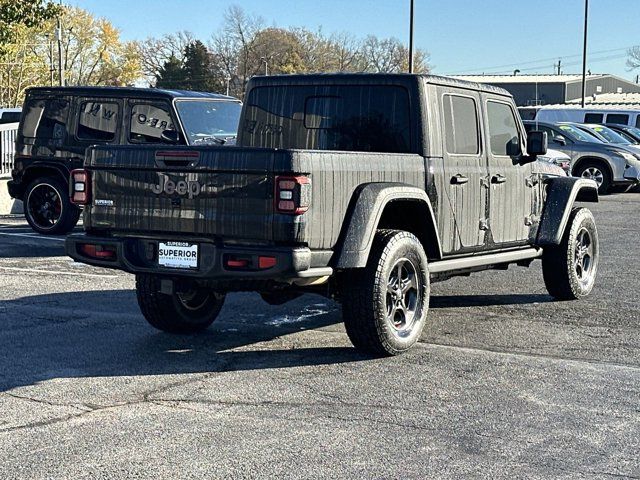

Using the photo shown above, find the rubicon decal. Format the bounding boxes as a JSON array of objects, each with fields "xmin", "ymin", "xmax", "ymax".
[{"xmin": 150, "ymin": 173, "xmax": 202, "ymax": 198}]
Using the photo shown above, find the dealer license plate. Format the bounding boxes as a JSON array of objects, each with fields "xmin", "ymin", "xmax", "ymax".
[{"xmin": 158, "ymin": 242, "xmax": 199, "ymax": 269}]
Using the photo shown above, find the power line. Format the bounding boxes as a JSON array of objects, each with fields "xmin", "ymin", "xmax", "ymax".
[{"xmin": 448, "ymin": 46, "xmax": 636, "ymax": 74}]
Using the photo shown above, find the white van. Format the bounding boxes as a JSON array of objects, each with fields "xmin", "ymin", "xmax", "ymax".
[
  {"xmin": 519, "ymin": 105, "xmax": 640, "ymax": 127},
  {"xmin": 0, "ymin": 108, "xmax": 21, "ymax": 124}
]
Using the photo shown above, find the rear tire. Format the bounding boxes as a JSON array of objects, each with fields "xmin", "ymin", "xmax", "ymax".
[
  {"xmin": 24, "ymin": 176, "xmax": 80, "ymax": 235},
  {"xmin": 136, "ymin": 274, "xmax": 225, "ymax": 333},
  {"xmin": 341, "ymin": 230, "xmax": 430, "ymax": 356},
  {"xmin": 574, "ymin": 160, "xmax": 612, "ymax": 195},
  {"xmin": 542, "ymin": 208, "xmax": 599, "ymax": 300}
]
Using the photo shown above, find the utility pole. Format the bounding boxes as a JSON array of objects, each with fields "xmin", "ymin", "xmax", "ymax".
[
  {"xmin": 408, "ymin": 0, "xmax": 415, "ymax": 73},
  {"xmin": 56, "ymin": 0, "xmax": 65, "ymax": 86},
  {"xmin": 48, "ymin": 35, "xmax": 54, "ymax": 86},
  {"xmin": 555, "ymin": 59, "xmax": 562, "ymax": 75},
  {"xmin": 580, "ymin": 0, "xmax": 589, "ymax": 108}
]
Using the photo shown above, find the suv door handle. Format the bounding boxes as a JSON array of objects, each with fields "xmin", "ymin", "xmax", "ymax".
[
  {"xmin": 451, "ymin": 174, "xmax": 469, "ymax": 185},
  {"xmin": 491, "ymin": 174, "xmax": 507, "ymax": 184}
]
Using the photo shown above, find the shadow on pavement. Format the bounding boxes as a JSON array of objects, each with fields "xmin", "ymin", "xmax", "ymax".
[
  {"xmin": 0, "ymin": 289, "xmax": 556, "ymax": 392},
  {"xmin": 431, "ymin": 294, "xmax": 553, "ymax": 308}
]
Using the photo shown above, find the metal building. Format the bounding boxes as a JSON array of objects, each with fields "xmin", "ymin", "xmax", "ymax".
[{"xmin": 451, "ymin": 74, "xmax": 640, "ymax": 106}]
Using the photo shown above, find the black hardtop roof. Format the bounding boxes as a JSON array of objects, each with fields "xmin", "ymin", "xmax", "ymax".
[
  {"xmin": 246, "ymin": 73, "xmax": 512, "ymax": 97},
  {"xmin": 25, "ymin": 85, "xmax": 240, "ymax": 101}
]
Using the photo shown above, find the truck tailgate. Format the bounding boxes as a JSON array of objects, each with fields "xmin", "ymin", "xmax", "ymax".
[{"xmin": 85, "ymin": 145, "xmax": 282, "ymax": 241}]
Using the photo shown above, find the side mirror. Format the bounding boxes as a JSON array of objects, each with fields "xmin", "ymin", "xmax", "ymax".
[
  {"xmin": 161, "ymin": 129, "xmax": 180, "ymax": 143},
  {"xmin": 527, "ymin": 130, "xmax": 548, "ymax": 156},
  {"xmin": 552, "ymin": 135, "xmax": 566, "ymax": 146}
]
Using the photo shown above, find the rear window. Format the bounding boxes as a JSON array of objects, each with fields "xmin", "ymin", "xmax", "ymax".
[
  {"xmin": 443, "ymin": 94, "xmax": 479, "ymax": 155},
  {"xmin": 21, "ymin": 98, "xmax": 69, "ymax": 141},
  {"xmin": 606, "ymin": 113, "xmax": 629, "ymax": 125},
  {"xmin": 241, "ymin": 85, "xmax": 411, "ymax": 153},
  {"xmin": 77, "ymin": 101, "xmax": 119, "ymax": 141},
  {"xmin": 584, "ymin": 113, "xmax": 604, "ymax": 123}
]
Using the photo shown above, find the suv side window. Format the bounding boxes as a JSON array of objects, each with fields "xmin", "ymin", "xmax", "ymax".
[
  {"xmin": 487, "ymin": 101, "xmax": 520, "ymax": 156},
  {"xmin": 129, "ymin": 102, "xmax": 177, "ymax": 143},
  {"xmin": 606, "ymin": 113, "xmax": 629, "ymax": 125},
  {"xmin": 77, "ymin": 100, "xmax": 119, "ymax": 142},
  {"xmin": 21, "ymin": 98, "xmax": 69, "ymax": 144},
  {"xmin": 443, "ymin": 94, "xmax": 479, "ymax": 155},
  {"xmin": 584, "ymin": 113, "xmax": 604, "ymax": 123}
]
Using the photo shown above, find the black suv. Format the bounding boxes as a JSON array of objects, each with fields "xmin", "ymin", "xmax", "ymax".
[{"xmin": 8, "ymin": 86, "xmax": 241, "ymax": 234}]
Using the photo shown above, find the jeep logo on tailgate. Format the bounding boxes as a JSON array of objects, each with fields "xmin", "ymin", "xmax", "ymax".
[{"xmin": 150, "ymin": 173, "xmax": 201, "ymax": 199}]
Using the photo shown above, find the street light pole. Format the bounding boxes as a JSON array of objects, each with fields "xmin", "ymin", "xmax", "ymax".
[
  {"xmin": 408, "ymin": 0, "xmax": 415, "ymax": 73},
  {"xmin": 580, "ymin": 0, "xmax": 589, "ymax": 108}
]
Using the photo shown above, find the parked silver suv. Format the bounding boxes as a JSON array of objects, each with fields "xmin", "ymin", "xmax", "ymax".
[{"xmin": 523, "ymin": 120, "xmax": 640, "ymax": 193}]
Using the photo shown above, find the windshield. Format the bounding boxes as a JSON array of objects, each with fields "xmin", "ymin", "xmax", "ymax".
[
  {"xmin": 557, "ymin": 124, "xmax": 602, "ymax": 143},
  {"xmin": 623, "ymin": 126, "xmax": 640, "ymax": 142},
  {"xmin": 175, "ymin": 100, "xmax": 242, "ymax": 145},
  {"xmin": 588, "ymin": 125, "xmax": 632, "ymax": 145}
]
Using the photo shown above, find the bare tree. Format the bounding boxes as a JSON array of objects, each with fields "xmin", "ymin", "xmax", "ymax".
[
  {"xmin": 627, "ymin": 46, "xmax": 640, "ymax": 71},
  {"xmin": 209, "ymin": 5, "xmax": 263, "ymax": 97},
  {"xmin": 361, "ymin": 35, "xmax": 430, "ymax": 73},
  {"xmin": 136, "ymin": 31, "xmax": 194, "ymax": 85}
]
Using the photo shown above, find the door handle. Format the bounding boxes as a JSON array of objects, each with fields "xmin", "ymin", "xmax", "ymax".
[
  {"xmin": 491, "ymin": 174, "xmax": 507, "ymax": 184},
  {"xmin": 451, "ymin": 174, "xmax": 469, "ymax": 185}
]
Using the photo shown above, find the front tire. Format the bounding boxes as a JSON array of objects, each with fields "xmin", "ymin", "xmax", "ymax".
[
  {"xmin": 575, "ymin": 160, "xmax": 612, "ymax": 195},
  {"xmin": 341, "ymin": 230, "xmax": 430, "ymax": 356},
  {"xmin": 542, "ymin": 208, "xmax": 599, "ymax": 300},
  {"xmin": 136, "ymin": 274, "xmax": 226, "ymax": 333},
  {"xmin": 24, "ymin": 176, "xmax": 80, "ymax": 235}
]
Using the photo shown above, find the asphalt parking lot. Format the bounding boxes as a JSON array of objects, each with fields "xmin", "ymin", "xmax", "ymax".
[{"xmin": 0, "ymin": 195, "xmax": 638, "ymax": 479}]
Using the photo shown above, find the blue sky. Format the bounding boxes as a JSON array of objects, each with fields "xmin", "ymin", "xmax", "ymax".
[{"xmin": 69, "ymin": 0, "xmax": 640, "ymax": 81}]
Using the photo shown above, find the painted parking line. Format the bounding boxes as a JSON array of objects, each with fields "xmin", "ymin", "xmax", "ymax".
[
  {"xmin": 0, "ymin": 232, "xmax": 66, "ymax": 242},
  {"xmin": 0, "ymin": 266, "xmax": 117, "ymax": 278}
]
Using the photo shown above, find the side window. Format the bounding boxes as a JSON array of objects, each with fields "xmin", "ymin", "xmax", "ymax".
[
  {"xmin": 443, "ymin": 94, "xmax": 479, "ymax": 155},
  {"xmin": 77, "ymin": 101, "xmax": 119, "ymax": 142},
  {"xmin": 129, "ymin": 103, "xmax": 176, "ymax": 143},
  {"xmin": 606, "ymin": 113, "xmax": 629, "ymax": 125},
  {"xmin": 584, "ymin": 113, "xmax": 604, "ymax": 123},
  {"xmin": 636, "ymin": 115, "xmax": 640, "ymax": 128},
  {"xmin": 21, "ymin": 98, "xmax": 69, "ymax": 143},
  {"xmin": 486, "ymin": 101, "xmax": 520, "ymax": 156}
]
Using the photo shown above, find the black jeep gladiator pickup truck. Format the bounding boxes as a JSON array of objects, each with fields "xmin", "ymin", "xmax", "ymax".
[{"xmin": 66, "ymin": 74, "xmax": 600, "ymax": 356}]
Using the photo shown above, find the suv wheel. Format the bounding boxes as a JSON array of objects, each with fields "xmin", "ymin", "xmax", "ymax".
[
  {"xmin": 575, "ymin": 160, "xmax": 612, "ymax": 194},
  {"xmin": 542, "ymin": 208, "xmax": 599, "ymax": 300},
  {"xmin": 24, "ymin": 177, "xmax": 80, "ymax": 234},
  {"xmin": 341, "ymin": 229, "xmax": 430, "ymax": 356},
  {"xmin": 136, "ymin": 274, "xmax": 226, "ymax": 333}
]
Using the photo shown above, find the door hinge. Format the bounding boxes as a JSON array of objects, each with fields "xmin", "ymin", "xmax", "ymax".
[
  {"xmin": 524, "ymin": 215, "xmax": 537, "ymax": 226},
  {"xmin": 525, "ymin": 175, "xmax": 539, "ymax": 188},
  {"xmin": 481, "ymin": 176, "xmax": 490, "ymax": 189},
  {"xmin": 479, "ymin": 219, "xmax": 490, "ymax": 231}
]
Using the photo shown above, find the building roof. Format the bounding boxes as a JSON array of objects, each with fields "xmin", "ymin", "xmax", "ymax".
[
  {"xmin": 246, "ymin": 73, "xmax": 512, "ymax": 97},
  {"xmin": 565, "ymin": 92, "xmax": 640, "ymax": 106},
  {"xmin": 451, "ymin": 74, "xmax": 611, "ymax": 84},
  {"xmin": 25, "ymin": 86, "xmax": 239, "ymax": 101},
  {"xmin": 521, "ymin": 103, "xmax": 640, "ymax": 111}
]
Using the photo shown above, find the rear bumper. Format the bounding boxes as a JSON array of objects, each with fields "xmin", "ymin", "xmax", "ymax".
[{"xmin": 65, "ymin": 233, "xmax": 332, "ymax": 281}]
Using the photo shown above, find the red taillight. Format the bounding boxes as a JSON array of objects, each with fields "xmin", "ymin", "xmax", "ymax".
[
  {"xmin": 70, "ymin": 169, "xmax": 91, "ymax": 205},
  {"xmin": 258, "ymin": 256, "xmax": 277, "ymax": 269},
  {"xmin": 79, "ymin": 243, "xmax": 116, "ymax": 260},
  {"xmin": 275, "ymin": 175, "xmax": 311, "ymax": 215}
]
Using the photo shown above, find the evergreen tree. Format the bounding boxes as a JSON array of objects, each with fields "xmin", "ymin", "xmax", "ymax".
[
  {"xmin": 155, "ymin": 55, "xmax": 186, "ymax": 89},
  {"xmin": 182, "ymin": 40, "xmax": 222, "ymax": 92}
]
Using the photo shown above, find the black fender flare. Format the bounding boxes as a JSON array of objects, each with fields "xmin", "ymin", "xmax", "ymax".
[
  {"xmin": 23, "ymin": 162, "xmax": 70, "ymax": 185},
  {"xmin": 536, "ymin": 176, "xmax": 598, "ymax": 246},
  {"xmin": 334, "ymin": 183, "xmax": 442, "ymax": 269}
]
